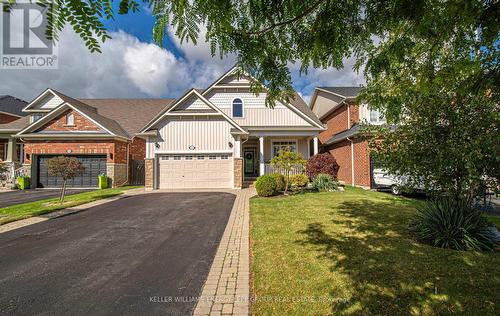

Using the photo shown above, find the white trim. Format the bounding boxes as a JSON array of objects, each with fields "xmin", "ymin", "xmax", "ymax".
[
  {"xmin": 231, "ymin": 98, "xmax": 244, "ymax": 118},
  {"xmin": 202, "ymin": 66, "xmax": 239, "ymax": 96},
  {"xmin": 251, "ymin": 131, "xmax": 319, "ymax": 137},
  {"xmin": 313, "ymin": 137, "xmax": 319, "ymax": 155},
  {"xmin": 271, "ymin": 139, "xmax": 298, "ymax": 157},
  {"xmin": 259, "ymin": 136, "xmax": 265, "ymax": 176},
  {"xmin": 142, "ymin": 89, "xmax": 248, "ymax": 134},
  {"xmin": 66, "ymin": 112, "xmax": 74, "ymax": 126},
  {"xmin": 314, "ymin": 87, "xmax": 348, "ymax": 99},
  {"xmin": 164, "ymin": 112, "xmax": 221, "ymax": 117},
  {"xmin": 154, "ymin": 150, "xmax": 233, "ymax": 154},
  {"xmin": 22, "ymin": 88, "xmax": 63, "ymax": 112},
  {"xmin": 0, "ymin": 110, "xmax": 21, "ymax": 118},
  {"xmin": 17, "ymin": 102, "xmax": 117, "ymax": 138}
]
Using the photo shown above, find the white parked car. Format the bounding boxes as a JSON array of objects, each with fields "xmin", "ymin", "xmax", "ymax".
[{"xmin": 372, "ymin": 168, "xmax": 424, "ymax": 195}]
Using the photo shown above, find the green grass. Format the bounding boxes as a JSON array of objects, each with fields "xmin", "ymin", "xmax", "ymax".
[
  {"xmin": 0, "ymin": 186, "xmax": 140, "ymax": 225},
  {"xmin": 250, "ymin": 188, "xmax": 500, "ymax": 315},
  {"xmin": 487, "ymin": 215, "xmax": 500, "ymax": 229}
]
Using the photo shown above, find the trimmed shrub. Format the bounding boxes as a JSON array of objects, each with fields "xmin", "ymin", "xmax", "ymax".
[
  {"xmin": 255, "ymin": 175, "xmax": 278, "ymax": 197},
  {"xmin": 269, "ymin": 173, "xmax": 286, "ymax": 192},
  {"xmin": 312, "ymin": 173, "xmax": 339, "ymax": 192},
  {"xmin": 306, "ymin": 153, "xmax": 340, "ymax": 179},
  {"xmin": 289, "ymin": 174, "xmax": 309, "ymax": 188},
  {"xmin": 409, "ymin": 198, "xmax": 498, "ymax": 251}
]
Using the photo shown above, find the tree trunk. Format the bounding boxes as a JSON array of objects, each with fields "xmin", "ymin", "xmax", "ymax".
[
  {"xmin": 60, "ymin": 180, "xmax": 67, "ymax": 203},
  {"xmin": 284, "ymin": 171, "xmax": 290, "ymax": 194}
]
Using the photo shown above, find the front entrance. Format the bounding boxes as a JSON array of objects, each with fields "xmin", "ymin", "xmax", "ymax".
[{"xmin": 243, "ymin": 148, "xmax": 257, "ymax": 177}]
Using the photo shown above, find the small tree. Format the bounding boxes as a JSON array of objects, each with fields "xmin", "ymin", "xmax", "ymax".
[
  {"xmin": 270, "ymin": 150, "xmax": 306, "ymax": 194},
  {"xmin": 47, "ymin": 156, "xmax": 85, "ymax": 203}
]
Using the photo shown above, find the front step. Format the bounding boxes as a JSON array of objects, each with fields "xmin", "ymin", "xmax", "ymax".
[{"xmin": 243, "ymin": 178, "xmax": 257, "ymax": 188}]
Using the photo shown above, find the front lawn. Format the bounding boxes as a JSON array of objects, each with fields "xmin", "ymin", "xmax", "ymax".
[
  {"xmin": 0, "ymin": 186, "xmax": 139, "ymax": 225},
  {"xmin": 250, "ymin": 188, "xmax": 499, "ymax": 315}
]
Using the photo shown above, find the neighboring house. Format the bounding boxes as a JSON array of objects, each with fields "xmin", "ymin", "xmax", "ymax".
[
  {"xmin": 11, "ymin": 89, "xmax": 174, "ymax": 188},
  {"xmin": 139, "ymin": 66, "xmax": 324, "ymax": 189},
  {"xmin": 0, "ymin": 95, "xmax": 28, "ymax": 164},
  {"xmin": 310, "ymin": 87, "xmax": 385, "ymax": 189}
]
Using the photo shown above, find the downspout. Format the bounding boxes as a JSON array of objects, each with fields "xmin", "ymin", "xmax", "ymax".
[{"xmin": 347, "ymin": 103, "xmax": 355, "ymax": 186}]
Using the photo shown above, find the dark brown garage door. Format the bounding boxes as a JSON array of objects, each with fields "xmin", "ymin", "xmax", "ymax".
[{"xmin": 37, "ymin": 155, "xmax": 107, "ymax": 188}]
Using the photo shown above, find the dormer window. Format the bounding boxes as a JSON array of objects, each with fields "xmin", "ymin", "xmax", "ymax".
[
  {"xmin": 232, "ymin": 98, "xmax": 243, "ymax": 118},
  {"xmin": 66, "ymin": 113, "xmax": 74, "ymax": 126},
  {"xmin": 31, "ymin": 113, "xmax": 44, "ymax": 123}
]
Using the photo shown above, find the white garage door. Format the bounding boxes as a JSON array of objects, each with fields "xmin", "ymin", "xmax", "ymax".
[{"xmin": 158, "ymin": 154, "xmax": 233, "ymax": 189}]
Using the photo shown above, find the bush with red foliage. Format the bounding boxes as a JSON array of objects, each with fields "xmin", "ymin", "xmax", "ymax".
[{"xmin": 306, "ymin": 153, "xmax": 340, "ymax": 179}]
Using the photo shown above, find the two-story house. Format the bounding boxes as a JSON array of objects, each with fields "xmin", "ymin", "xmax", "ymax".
[
  {"xmin": 140, "ymin": 66, "xmax": 324, "ymax": 189},
  {"xmin": 4, "ymin": 66, "xmax": 324, "ymax": 189},
  {"xmin": 310, "ymin": 87, "xmax": 385, "ymax": 189}
]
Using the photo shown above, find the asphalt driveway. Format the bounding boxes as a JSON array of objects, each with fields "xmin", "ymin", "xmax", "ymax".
[
  {"xmin": 0, "ymin": 189, "xmax": 93, "ymax": 208},
  {"xmin": 0, "ymin": 192, "xmax": 235, "ymax": 316}
]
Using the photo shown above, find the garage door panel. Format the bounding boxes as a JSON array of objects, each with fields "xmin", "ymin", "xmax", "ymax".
[
  {"xmin": 158, "ymin": 154, "xmax": 232, "ymax": 189},
  {"xmin": 37, "ymin": 155, "xmax": 107, "ymax": 188}
]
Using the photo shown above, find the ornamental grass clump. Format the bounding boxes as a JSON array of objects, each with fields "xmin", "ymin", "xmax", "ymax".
[
  {"xmin": 312, "ymin": 174, "xmax": 339, "ymax": 192},
  {"xmin": 409, "ymin": 197, "xmax": 498, "ymax": 251}
]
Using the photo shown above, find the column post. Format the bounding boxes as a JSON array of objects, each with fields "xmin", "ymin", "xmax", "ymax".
[
  {"xmin": 234, "ymin": 136, "xmax": 241, "ymax": 158},
  {"xmin": 259, "ymin": 136, "xmax": 265, "ymax": 176},
  {"xmin": 6, "ymin": 138, "xmax": 17, "ymax": 162},
  {"xmin": 313, "ymin": 136, "xmax": 319, "ymax": 155}
]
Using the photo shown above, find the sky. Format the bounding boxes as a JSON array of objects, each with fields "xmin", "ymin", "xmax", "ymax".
[{"xmin": 0, "ymin": 6, "xmax": 365, "ymax": 105}]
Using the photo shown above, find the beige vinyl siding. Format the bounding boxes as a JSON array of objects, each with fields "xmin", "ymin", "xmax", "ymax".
[
  {"xmin": 149, "ymin": 116, "xmax": 234, "ymax": 154},
  {"xmin": 36, "ymin": 94, "xmax": 64, "ymax": 110},
  {"xmin": 206, "ymin": 90, "xmax": 310, "ymax": 126},
  {"xmin": 263, "ymin": 137, "xmax": 309, "ymax": 161},
  {"xmin": 175, "ymin": 95, "xmax": 212, "ymax": 110},
  {"xmin": 311, "ymin": 91, "xmax": 344, "ymax": 119}
]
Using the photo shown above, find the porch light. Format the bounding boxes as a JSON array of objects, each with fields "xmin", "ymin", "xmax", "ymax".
[
  {"xmin": 155, "ymin": 142, "xmax": 160, "ymax": 149},
  {"xmin": 228, "ymin": 142, "xmax": 233, "ymax": 148}
]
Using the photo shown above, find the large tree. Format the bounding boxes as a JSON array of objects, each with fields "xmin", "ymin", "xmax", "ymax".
[{"xmin": 3, "ymin": 0, "xmax": 499, "ymax": 197}]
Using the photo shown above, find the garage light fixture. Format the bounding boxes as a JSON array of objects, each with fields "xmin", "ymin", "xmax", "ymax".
[
  {"xmin": 228, "ymin": 142, "xmax": 233, "ymax": 148},
  {"xmin": 155, "ymin": 142, "xmax": 160, "ymax": 149}
]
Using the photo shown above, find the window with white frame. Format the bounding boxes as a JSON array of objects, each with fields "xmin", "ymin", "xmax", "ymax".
[
  {"xmin": 221, "ymin": 154, "xmax": 229, "ymax": 160},
  {"xmin": 31, "ymin": 113, "xmax": 44, "ymax": 123},
  {"xmin": 232, "ymin": 98, "xmax": 243, "ymax": 118},
  {"xmin": 368, "ymin": 107, "xmax": 385, "ymax": 124},
  {"xmin": 209, "ymin": 155, "xmax": 217, "ymax": 160},
  {"xmin": 272, "ymin": 141, "xmax": 297, "ymax": 157},
  {"xmin": 66, "ymin": 113, "xmax": 74, "ymax": 125}
]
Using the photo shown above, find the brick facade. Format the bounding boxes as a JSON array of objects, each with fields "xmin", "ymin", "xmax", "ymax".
[
  {"xmin": 40, "ymin": 110, "xmax": 102, "ymax": 132},
  {"xmin": 0, "ymin": 113, "xmax": 20, "ymax": 124},
  {"xmin": 319, "ymin": 102, "xmax": 372, "ymax": 188},
  {"xmin": 130, "ymin": 137, "xmax": 146, "ymax": 160}
]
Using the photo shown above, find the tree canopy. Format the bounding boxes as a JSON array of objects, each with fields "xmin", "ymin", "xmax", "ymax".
[{"xmin": 3, "ymin": 0, "xmax": 498, "ymax": 106}]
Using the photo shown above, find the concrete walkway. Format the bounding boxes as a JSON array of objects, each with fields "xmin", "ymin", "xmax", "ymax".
[{"xmin": 193, "ymin": 187, "xmax": 256, "ymax": 316}]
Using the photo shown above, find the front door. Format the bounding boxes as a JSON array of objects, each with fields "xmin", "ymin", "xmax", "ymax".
[{"xmin": 244, "ymin": 150, "xmax": 256, "ymax": 176}]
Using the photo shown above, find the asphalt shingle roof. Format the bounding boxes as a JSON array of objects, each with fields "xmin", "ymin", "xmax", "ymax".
[
  {"xmin": 318, "ymin": 87, "xmax": 363, "ymax": 98},
  {"xmin": 0, "ymin": 95, "xmax": 28, "ymax": 117}
]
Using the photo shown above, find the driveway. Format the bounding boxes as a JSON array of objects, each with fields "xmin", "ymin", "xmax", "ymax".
[
  {"xmin": 0, "ymin": 189, "xmax": 93, "ymax": 208},
  {"xmin": 0, "ymin": 192, "xmax": 235, "ymax": 316}
]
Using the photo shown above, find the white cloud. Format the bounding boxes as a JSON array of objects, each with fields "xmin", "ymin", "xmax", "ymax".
[{"xmin": 0, "ymin": 23, "xmax": 364, "ymax": 103}]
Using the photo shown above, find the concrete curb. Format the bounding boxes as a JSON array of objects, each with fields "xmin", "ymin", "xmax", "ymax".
[{"xmin": 0, "ymin": 188, "xmax": 145, "ymax": 234}]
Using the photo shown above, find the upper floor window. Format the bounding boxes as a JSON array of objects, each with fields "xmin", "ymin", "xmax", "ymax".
[
  {"xmin": 232, "ymin": 98, "xmax": 243, "ymax": 118},
  {"xmin": 66, "ymin": 113, "xmax": 74, "ymax": 126},
  {"xmin": 369, "ymin": 108, "xmax": 385, "ymax": 124},
  {"xmin": 31, "ymin": 113, "xmax": 44, "ymax": 123}
]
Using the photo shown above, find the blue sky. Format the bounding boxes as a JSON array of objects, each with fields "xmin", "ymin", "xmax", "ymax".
[{"xmin": 1, "ymin": 6, "xmax": 364, "ymax": 103}]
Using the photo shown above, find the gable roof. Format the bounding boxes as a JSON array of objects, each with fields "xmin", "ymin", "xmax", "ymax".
[
  {"xmin": 317, "ymin": 87, "xmax": 363, "ymax": 99},
  {"xmin": 17, "ymin": 89, "xmax": 173, "ymax": 139},
  {"xmin": 201, "ymin": 66, "xmax": 323, "ymax": 129},
  {"xmin": 140, "ymin": 89, "xmax": 248, "ymax": 134},
  {"xmin": 0, "ymin": 95, "xmax": 28, "ymax": 117},
  {"xmin": 288, "ymin": 92, "xmax": 323, "ymax": 126}
]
